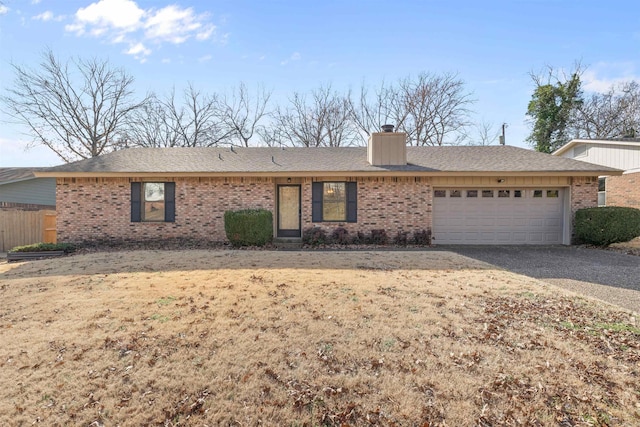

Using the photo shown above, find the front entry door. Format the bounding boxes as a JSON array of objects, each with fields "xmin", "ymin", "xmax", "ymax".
[{"xmin": 277, "ymin": 185, "xmax": 301, "ymax": 238}]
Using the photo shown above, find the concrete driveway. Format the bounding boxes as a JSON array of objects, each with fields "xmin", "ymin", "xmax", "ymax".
[{"xmin": 442, "ymin": 245, "xmax": 640, "ymax": 313}]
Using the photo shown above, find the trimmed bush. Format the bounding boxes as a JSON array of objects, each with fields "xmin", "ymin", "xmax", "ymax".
[
  {"xmin": 413, "ymin": 229, "xmax": 431, "ymax": 245},
  {"xmin": 302, "ymin": 227, "xmax": 328, "ymax": 246},
  {"xmin": 393, "ymin": 231, "xmax": 410, "ymax": 246},
  {"xmin": 9, "ymin": 242, "xmax": 76, "ymax": 253},
  {"xmin": 224, "ymin": 209, "xmax": 273, "ymax": 247},
  {"xmin": 370, "ymin": 229, "xmax": 388, "ymax": 245},
  {"xmin": 574, "ymin": 207, "xmax": 640, "ymax": 246},
  {"xmin": 331, "ymin": 227, "xmax": 350, "ymax": 245}
]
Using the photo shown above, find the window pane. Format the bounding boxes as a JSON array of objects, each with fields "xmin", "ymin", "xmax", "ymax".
[
  {"xmin": 466, "ymin": 190, "xmax": 477, "ymax": 198},
  {"xmin": 533, "ymin": 190, "xmax": 543, "ymax": 198},
  {"xmin": 498, "ymin": 190, "xmax": 510, "ymax": 198},
  {"xmin": 514, "ymin": 190, "xmax": 522, "ymax": 198},
  {"xmin": 143, "ymin": 183, "xmax": 165, "ymax": 221},
  {"xmin": 482, "ymin": 190, "xmax": 493, "ymax": 198},
  {"xmin": 323, "ymin": 183, "xmax": 346, "ymax": 221},
  {"xmin": 450, "ymin": 190, "xmax": 462, "ymax": 197},
  {"xmin": 598, "ymin": 177, "xmax": 606, "ymax": 192},
  {"xmin": 546, "ymin": 190, "xmax": 559, "ymax": 198},
  {"xmin": 145, "ymin": 183, "xmax": 164, "ymax": 201},
  {"xmin": 434, "ymin": 190, "xmax": 446, "ymax": 197}
]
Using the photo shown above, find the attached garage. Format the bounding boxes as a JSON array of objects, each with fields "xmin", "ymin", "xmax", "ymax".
[{"xmin": 432, "ymin": 188, "xmax": 567, "ymax": 245}]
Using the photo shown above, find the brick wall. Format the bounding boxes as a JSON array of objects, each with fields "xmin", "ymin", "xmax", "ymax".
[
  {"xmin": 605, "ymin": 172, "xmax": 640, "ymax": 208},
  {"xmin": 570, "ymin": 176, "xmax": 598, "ymax": 214},
  {"xmin": 56, "ymin": 177, "xmax": 274, "ymax": 243},
  {"xmin": 301, "ymin": 177, "xmax": 432, "ymax": 239}
]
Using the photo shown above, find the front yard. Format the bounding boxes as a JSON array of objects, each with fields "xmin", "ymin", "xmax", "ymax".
[{"xmin": 0, "ymin": 250, "xmax": 638, "ymax": 426}]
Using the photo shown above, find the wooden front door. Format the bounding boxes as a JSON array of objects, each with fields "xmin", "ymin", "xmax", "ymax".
[{"xmin": 277, "ymin": 185, "xmax": 301, "ymax": 238}]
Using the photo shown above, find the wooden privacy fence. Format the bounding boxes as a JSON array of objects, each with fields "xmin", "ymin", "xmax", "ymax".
[{"xmin": 0, "ymin": 210, "xmax": 56, "ymax": 252}]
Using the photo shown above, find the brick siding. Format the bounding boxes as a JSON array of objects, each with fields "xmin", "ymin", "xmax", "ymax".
[
  {"xmin": 570, "ymin": 177, "xmax": 598, "ymax": 214},
  {"xmin": 56, "ymin": 177, "xmax": 274, "ymax": 244},
  {"xmin": 605, "ymin": 172, "xmax": 640, "ymax": 208},
  {"xmin": 301, "ymin": 177, "xmax": 432, "ymax": 239},
  {"xmin": 56, "ymin": 175, "xmax": 597, "ymax": 245}
]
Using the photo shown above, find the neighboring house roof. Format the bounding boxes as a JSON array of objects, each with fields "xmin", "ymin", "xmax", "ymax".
[
  {"xmin": 553, "ymin": 138, "xmax": 640, "ymax": 156},
  {"xmin": 0, "ymin": 167, "xmax": 49, "ymax": 185},
  {"xmin": 0, "ymin": 167, "xmax": 57, "ymax": 206},
  {"xmin": 35, "ymin": 145, "xmax": 621, "ymax": 177}
]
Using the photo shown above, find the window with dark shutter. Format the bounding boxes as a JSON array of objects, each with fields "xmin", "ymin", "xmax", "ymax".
[
  {"xmin": 311, "ymin": 181, "xmax": 357, "ymax": 223},
  {"xmin": 132, "ymin": 182, "xmax": 175, "ymax": 223}
]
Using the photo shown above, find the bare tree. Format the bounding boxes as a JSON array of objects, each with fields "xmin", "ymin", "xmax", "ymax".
[
  {"xmin": 125, "ymin": 84, "xmax": 230, "ymax": 148},
  {"xmin": 469, "ymin": 120, "xmax": 500, "ymax": 146},
  {"xmin": 570, "ymin": 80, "xmax": 640, "ymax": 139},
  {"xmin": 218, "ymin": 83, "xmax": 272, "ymax": 147},
  {"xmin": 1, "ymin": 49, "xmax": 144, "ymax": 162},
  {"xmin": 349, "ymin": 80, "xmax": 406, "ymax": 144},
  {"xmin": 350, "ymin": 73, "xmax": 474, "ymax": 146},
  {"xmin": 397, "ymin": 72, "xmax": 474, "ymax": 146},
  {"xmin": 265, "ymin": 84, "xmax": 359, "ymax": 147}
]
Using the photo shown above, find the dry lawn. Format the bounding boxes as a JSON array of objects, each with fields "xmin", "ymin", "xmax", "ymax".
[
  {"xmin": 609, "ymin": 237, "xmax": 640, "ymax": 256},
  {"xmin": 0, "ymin": 250, "xmax": 639, "ymax": 426}
]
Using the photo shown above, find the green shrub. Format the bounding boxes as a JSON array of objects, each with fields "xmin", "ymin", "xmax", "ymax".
[
  {"xmin": 224, "ymin": 209, "xmax": 273, "ymax": 247},
  {"xmin": 302, "ymin": 227, "xmax": 328, "ymax": 246},
  {"xmin": 9, "ymin": 242, "xmax": 76, "ymax": 253},
  {"xmin": 574, "ymin": 207, "xmax": 640, "ymax": 246}
]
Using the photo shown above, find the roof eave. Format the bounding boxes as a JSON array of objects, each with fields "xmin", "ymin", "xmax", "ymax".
[{"xmin": 34, "ymin": 169, "xmax": 622, "ymax": 179}]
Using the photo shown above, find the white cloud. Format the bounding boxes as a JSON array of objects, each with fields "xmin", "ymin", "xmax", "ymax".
[
  {"xmin": 126, "ymin": 42, "xmax": 151, "ymax": 56},
  {"xmin": 198, "ymin": 54, "xmax": 212, "ymax": 63},
  {"xmin": 280, "ymin": 51, "xmax": 301, "ymax": 66},
  {"xmin": 0, "ymin": 5, "xmax": 9, "ymax": 15},
  {"xmin": 582, "ymin": 63, "xmax": 640, "ymax": 94},
  {"xmin": 33, "ymin": 11, "xmax": 65, "ymax": 22},
  {"xmin": 65, "ymin": 0, "xmax": 217, "ymax": 62},
  {"xmin": 68, "ymin": 0, "xmax": 144, "ymax": 34},
  {"xmin": 145, "ymin": 5, "xmax": 210, "ymax": 44},
  {"xmin": 31, "ymin": 0, "xmax": 42, "ymax": 4}
]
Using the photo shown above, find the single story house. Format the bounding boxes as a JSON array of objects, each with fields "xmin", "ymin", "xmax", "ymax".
[
  {"xmin": 0, "ymin": 168, "xmax": 56, "ymax": 210},
  {"xmin": 35, "ymin": 131, "xmax": 620, "ymax": 246},
  {"xmin": 553, "ymin": 138, "xmax": 640, "ymax": 208}
]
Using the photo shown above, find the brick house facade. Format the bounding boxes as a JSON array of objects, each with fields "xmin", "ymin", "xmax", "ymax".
[
  {"xmin": 55, "ymin": 173, "xmax": 601, "ymax": 245},
  {"xmin": 41, "ymin": 132, "xmax": 618, "ymax": 246}
]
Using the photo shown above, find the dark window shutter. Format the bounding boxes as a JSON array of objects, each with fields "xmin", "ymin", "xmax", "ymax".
[
  {"xmin": 346, "ymin": 181, "xmax": 357, "ymax": 223},
  {"xmin": 312, "ymin": 182, "xmax": 323, "ymax": 222},
  {"xmin": 131, "ymin": 182, "xmax": 141, "ymax": 222},
  {"xmin": 164, "ymin": 182, "xmax": 176, "ymax": 222}
]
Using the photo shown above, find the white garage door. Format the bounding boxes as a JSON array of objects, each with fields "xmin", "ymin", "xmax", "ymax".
[{"xmin": 432, "ymin": 188, "xmax": 565, "ymax": 245}]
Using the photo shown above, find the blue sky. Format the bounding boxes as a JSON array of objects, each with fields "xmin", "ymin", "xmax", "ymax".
[{"xmin": 1, "ymin": 0, "xmax": 639, "ymax": 166}]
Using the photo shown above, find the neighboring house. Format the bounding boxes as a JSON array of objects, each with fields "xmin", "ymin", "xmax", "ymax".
[
  {"xmin": 553, "ymin": 138, "xmax": 640, "ymax": 208},
  {"xmin": 0, "ymin": 168, "xmax": 57, "ymax": 250},
  {"xmin": 35, "ymin": 131, "xmax": 619, "ymax": 246},
  {"xmin": 0, "ymin": 168, "xmax": 56, "ymax": 209}
]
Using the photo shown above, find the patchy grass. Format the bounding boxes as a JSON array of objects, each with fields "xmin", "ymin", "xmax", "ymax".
[{"xmin": 0, "ymin": 250, "xmax": 639, "ymax": 426}]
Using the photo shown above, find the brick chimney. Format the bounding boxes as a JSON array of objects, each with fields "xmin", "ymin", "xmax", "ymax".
[{"xmin": 367, "ymin": 124, "xmax": 407, "ymax": 166}]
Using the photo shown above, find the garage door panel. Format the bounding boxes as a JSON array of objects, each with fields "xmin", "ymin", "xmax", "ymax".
[{"xmin": 433, "ymin": 188, "xmax": 565, "ymax": 245}]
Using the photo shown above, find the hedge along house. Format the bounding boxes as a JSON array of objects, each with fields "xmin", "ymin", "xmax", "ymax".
[{"xmin": 35, "ymin": 129, "xmax": 620, "ymax": 246}]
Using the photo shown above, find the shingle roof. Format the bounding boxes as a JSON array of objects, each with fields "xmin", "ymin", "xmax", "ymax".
[
  {"xmin": 36, "ymin": 145, "xmax": 620, "ymax": 176},
  {"xmin": 0, "ymin": 167, "xmax": 48, "ymax": 184}
]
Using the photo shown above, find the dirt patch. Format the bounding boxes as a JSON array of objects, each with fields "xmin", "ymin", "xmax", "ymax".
[
  {"xmin": 608, "ymin": 237, "xmax": 640, "ymax": 256},
  {"xmin": 0, "ymin": 250, "xmax": 639, "ymax": 426}
]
